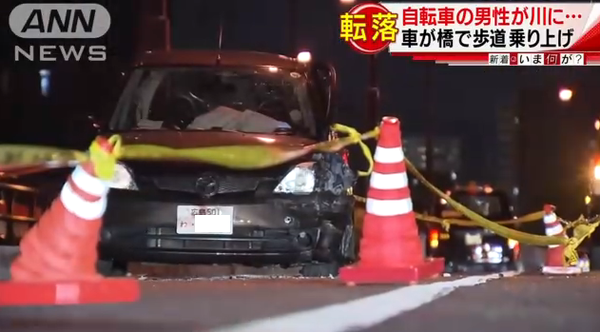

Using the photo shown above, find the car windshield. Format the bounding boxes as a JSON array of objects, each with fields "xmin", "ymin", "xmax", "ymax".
[
  {"xmin": 442, "ymin": 193, "xmax": 509, "ymax": 219},
  {"xmin": 109, "ymin": 66, "xmax": 317, "ymax": 136}
]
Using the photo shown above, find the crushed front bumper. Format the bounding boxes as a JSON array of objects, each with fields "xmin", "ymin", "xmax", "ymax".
[{"xmin": 99, "ymin": 189, "xmax": 354, "ymax": 265}]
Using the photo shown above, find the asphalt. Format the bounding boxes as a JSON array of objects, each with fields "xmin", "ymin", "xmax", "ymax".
[
  {"xmin": 370, "ymin": 272, "xmax": 600, "ymax": 332},
  {"xmin": 1, "ymin": 271, "xmax": 599, "ymax": 332},
  {"xmin": 0, "ymin": 277, "xmax": 399, "ymax": 331},
  {"xmin": 1, "ymin": 241, "xmax": 599, "ymax": 332}
]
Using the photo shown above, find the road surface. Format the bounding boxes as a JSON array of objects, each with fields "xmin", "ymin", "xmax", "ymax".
[{"xmin": 1, "ymin": 269, "xmax": 598, "ymax": 332}]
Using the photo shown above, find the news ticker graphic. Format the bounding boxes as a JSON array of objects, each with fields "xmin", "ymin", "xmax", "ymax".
[
  {"xmin": 488, "ymin": 52, "xmax": 600, "ymax": 66},
  {"xmin": 340, "ymin": 2, "xmax": 600, "ymax": 66}
]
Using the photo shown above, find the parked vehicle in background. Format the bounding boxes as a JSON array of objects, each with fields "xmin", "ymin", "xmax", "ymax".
[
  {"xmin": 425, "ymin": 182, "xmax": 519, "ymax": 272},
  {"xmin": 409, "ymin": 171, "xmax": 457, "ymax": 258}
]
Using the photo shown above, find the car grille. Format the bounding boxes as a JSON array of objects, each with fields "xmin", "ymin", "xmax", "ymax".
[
  {"xmin": 140, "ymin": 227, "xmax": 299, "ymax": 251},
  {"xmin": 149, "ymin": 175, "xmax": 271, "ymax": 194}
]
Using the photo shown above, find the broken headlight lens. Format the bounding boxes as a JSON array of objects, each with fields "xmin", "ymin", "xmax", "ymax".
[
  {"xmin": 273, "ymin": 162, "xmax": 315, "ymax": 194},
  {"xmin": 109, "ymin": 163, "xmax": 138, "ymax": 190}
]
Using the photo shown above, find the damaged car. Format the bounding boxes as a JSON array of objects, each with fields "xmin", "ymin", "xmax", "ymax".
[{"xmin": 95, "ymin": 50, "xmax": 357, "ymax": 276}]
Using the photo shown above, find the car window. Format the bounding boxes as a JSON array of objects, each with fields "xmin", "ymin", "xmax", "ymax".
[{"xmin": 110, "ymin": 67, "xmax": 317, "ymax": 136}]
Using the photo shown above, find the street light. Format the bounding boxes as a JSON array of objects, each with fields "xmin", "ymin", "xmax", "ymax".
[{"xmin": 558, "ymin": 88, "xmax": 573, "ymax": 102}]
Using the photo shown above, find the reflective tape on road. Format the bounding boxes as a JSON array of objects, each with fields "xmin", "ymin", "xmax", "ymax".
[{"xmin": 211, "ymin": 272, "xmax": 521, "ymax": 332}]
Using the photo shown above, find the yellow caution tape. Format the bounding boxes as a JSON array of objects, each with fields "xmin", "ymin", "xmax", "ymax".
[
  {"xmin": 89, "ymin": 135, "xmax": 122, "ymax": 181},
  {"xmin": 317, "ymin": 124, "xmax": 379, "ymax": 177},
  {"xmin": 405, "ymin": 158, "xmax": 600, "ymax": 266},
  {"xmin": 353, "ymin": 196, "xmax": 545, "ymax": 228},
  {"xmin": 1, "ymin": 121, "xmax": 598, "ymax": 267},
  {"xmin": 0, "ymin": 145, "xmax": 87, "ymax": 172},
  {"xmin": 348, "ymin": 125, "xmax": 598, "ymax": 266},
  {"xmin": 414, "ymin": 211, "xmax": 545, "ymax": 227},
  {"xmin": 119, "ymin": 124, "xmax": 380, "ymax": 171},
  {"xmin": 0, "ymin": 124, "xmax": 380, "ymax": 175}
]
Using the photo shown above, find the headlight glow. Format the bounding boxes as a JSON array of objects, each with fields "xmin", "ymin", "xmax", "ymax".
[
  {"xmin": 109, "ymin": 163, "xmax": 138, "ymax": 190},
  {"xmin": 594, "ymin": 165, "xmax": 600, "ymax": 180},
  {"xmin": 273, "ymin": 162, "xmax": 315, "ymax": 194}
]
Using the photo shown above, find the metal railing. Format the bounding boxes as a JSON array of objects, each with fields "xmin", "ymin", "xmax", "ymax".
[{"xmin": 0, "ymin": 182, "xmax": 45, "ymax": 245}]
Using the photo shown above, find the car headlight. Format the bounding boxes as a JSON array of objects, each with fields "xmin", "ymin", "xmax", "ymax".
[
  {"xmin": 109, "ymin": 163, "xmax": 138, "ymax": 190},
  {"xmin": 273, "ymin": 162, "xmax": 315, "ymax": 194}
]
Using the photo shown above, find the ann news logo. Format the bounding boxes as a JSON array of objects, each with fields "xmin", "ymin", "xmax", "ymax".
[{"xmin": 9, "ymin": 3, "xmax": 111, "ymax": 62}]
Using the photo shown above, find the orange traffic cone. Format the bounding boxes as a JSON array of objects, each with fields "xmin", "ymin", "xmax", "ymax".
[
  {"xmin": 541, "ymin": 204, "xmax": 580, "ymax": 275},
  {"xmin": 0, "ymin": 137, "xmax": 140, "ymax": 305},
  {"xmin": 340, "ymin": 116, "xmax": 444, "ymax": 284}
]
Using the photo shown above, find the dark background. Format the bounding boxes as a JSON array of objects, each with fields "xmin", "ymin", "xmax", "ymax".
[{"xmin": 1, "ymin": 0, "xmax": 599, "ymax": 218}]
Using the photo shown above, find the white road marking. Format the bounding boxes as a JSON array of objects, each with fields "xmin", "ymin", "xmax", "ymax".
[{"xmin": 211, "ymin": 272, "xmax": 520, "ymax": 332}]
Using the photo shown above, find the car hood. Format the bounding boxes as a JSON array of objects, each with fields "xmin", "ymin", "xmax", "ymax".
[{"xmin": 116, "ymin": 130, "xmax": 316, "ymax": 149}]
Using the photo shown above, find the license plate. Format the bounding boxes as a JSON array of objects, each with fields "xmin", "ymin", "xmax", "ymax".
[
  {"xmin": 464, "ymin": 233, "xmax": 482, "ymax": 245},
  {"xmin": 176, "ymin": 206, "xmax": 234, "ymax": 235}
]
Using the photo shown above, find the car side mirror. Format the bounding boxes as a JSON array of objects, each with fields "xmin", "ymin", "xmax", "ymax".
[{"xmin": 312, "ymin": 62, "xmax": 338, "ymax": 123}]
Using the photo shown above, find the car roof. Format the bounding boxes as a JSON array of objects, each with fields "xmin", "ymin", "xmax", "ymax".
[{"xmin": 134, "ymin": 50, "xmax": 308, "ymax": 72}]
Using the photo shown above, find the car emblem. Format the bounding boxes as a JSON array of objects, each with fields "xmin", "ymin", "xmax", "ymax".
[{"xmin": 195, "ymin": 175, "xmax": 219, "ymax": 198}]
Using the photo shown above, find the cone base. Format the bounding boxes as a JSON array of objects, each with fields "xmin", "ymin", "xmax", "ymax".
[
  {"xmin": 541, "ymin": 266, "xmax": 582, "ymax": 275},
  {"xmin": 339, "ymin": 257, "xmax": 445, "ymax": 285},
  {"xmin": 0, "ymin": 278, "xmax": 140, "ymax": 306}
]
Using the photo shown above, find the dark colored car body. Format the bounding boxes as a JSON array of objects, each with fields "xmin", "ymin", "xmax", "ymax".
[
  {"xmin": 427, "ymin": 188, "xmax": 519, "ymax": 272},
  {"xmin": 91, "ymin": 50, "xmax": 357, "ymax": 274}
]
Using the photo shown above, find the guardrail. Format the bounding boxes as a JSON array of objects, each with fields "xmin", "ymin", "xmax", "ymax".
[{"xmin": 0, "ymin": 182, "xmax": 45, "ymax": 245}]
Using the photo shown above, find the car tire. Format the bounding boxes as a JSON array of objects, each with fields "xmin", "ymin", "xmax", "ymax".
[
  {"xmin": 97, "ymin": 259, "xmax": 128, "ymax": 277},
  {"xmin": 339, "ymin": 224, "xmax": 358, "ymax": 263},
  {"xmin": 301, "ymin": 223, "xmax": 357, "ymax": 278},
  {"xmin": 300, "ymin": 262, "xmax": 340, "ymax": 278}
]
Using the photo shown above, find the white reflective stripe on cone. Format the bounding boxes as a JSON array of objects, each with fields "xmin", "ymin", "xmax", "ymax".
[
  {"xmin": 60, "ymin": 182, "xmax": 107, "ymax": 220},
  {"xmin": 548, "ymin": 244, "xmax": 560, "ymax": 248},
  {"xmin": 545, "ymin": 224, "xmax": 564, "ymax": 236},
  {"xmin": 369, "ymin": 171, "xmax": 409, "ymax": 190},
  {"xmin": 543, "ymin": 214, "xmax": 557, "ymax": 224},
  {"xmin": 71, "ymin": 166, "xmax": 110, "ymax": 197},
  {"xmin": 373, "ymin": 147, "xmax": 404, "ymax": 164},
  {"xmin": 366, "ymin": 197, "xmax": 413, "ymax": 217}
]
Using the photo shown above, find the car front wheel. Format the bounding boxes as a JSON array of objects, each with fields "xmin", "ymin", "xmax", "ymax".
[{"xmin": 300, "ymin": 222, "xmax": 357, "ymax": 277}]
